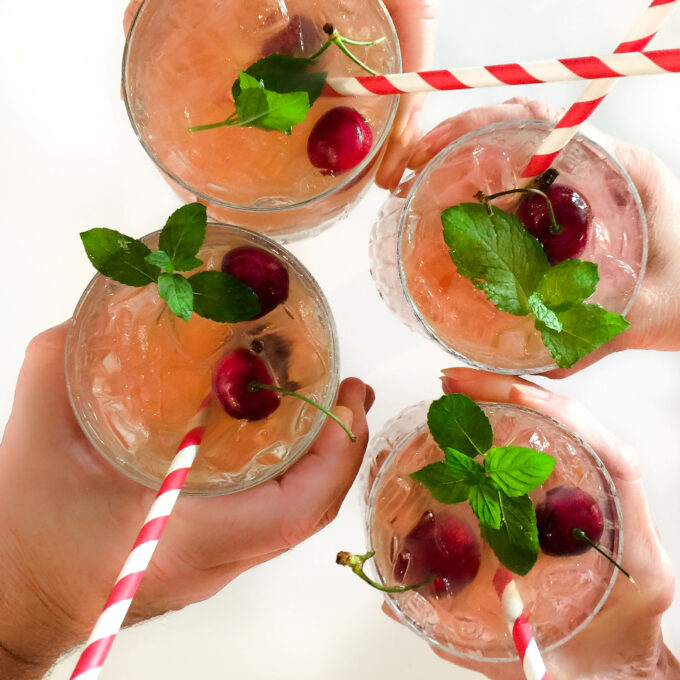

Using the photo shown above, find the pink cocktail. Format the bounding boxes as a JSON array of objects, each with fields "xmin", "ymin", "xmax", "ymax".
[
  {"xmin": 363, "ymin": 400, "xmax": 622, "ymax": 660},
  {"xmin": 123, "ymin": 0, "xmax": 401, "ymax": 240},
  {"xmin": 66, "ymin": 224, "xmax": 338, "ymax": 495},
  {"xmin": 370, "ymin": 120, "xmax": 647, "ymax": 373}
]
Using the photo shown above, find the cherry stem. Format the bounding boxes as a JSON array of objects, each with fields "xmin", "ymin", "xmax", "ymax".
[
  {"xmin": 475, "ymin": 187, "xmax": 563, "ymax": 236},
  {"xmin": 249, "ymin": 381, "xmax": 356, "ymax": 442},
  {"xmin": 572, "ymin": 528, "xmax": 637, "ymax": 587},
  {"xmin": 309, "ymin": 24, "xmax": 383, "ymax": 75},
  {"xmin": 533, "ymin": 168, "xmax": 559, "ymax": 193},
  {"xmin": 336, "ymin": 551, "xmax": 433, "ymax": 593}
]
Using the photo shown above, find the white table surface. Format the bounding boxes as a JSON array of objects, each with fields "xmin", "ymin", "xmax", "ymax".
[{"xmin": 1, "ymin": 1, "xmax": 679, "ymax": 678}]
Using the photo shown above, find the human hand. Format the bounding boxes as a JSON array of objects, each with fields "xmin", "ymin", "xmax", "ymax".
[
  {"xmin": 375, "ymin": 0, "xmax": 440, "ymax": 191},
  {"xmin": 0, "ymin": 322, "xmax": 373, "ymax": 678},
  {"xmin": 407, "ymin": 98, "xmax": 680, "ymax": 378},
  {"xmin": 413, "ymin": 366, "xmax": 676, "ymax": 680}
]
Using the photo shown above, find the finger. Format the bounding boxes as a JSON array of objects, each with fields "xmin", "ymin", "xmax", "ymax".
[
  {"xmin": 408, "ymin": 98, "xmax": 564, "ymax": 172},
  {"xmin": 136, "ymin": 547, "xmax": 289, "ymax": 618},
  {"xmin": 376, "ymin": 0, "xmax": 440, "ymax": 190},
  {"xmin": 271, "ymin": 376, "xmax": 372, "ymax": 538},
  {"xmin": 123, "ymin": 0, "xmax": 143, "ymax": 36},
  {"xmin": 5, "ymin": 321, "xmax": 82, "ymax": 447},
  {"xmin": 441, "ymin": 367, "xmax": 640, "ymax": 482},
  {"xmin": 381, "ymin": 600, "xmax": 400, "ymax": 623},
  {"xmin": 376, "ymin": 99, "xmax": 424, "ymax": 192},
  {"xmin": 173, "ymin": 379, "xmax": 372, "ymax": 568}
]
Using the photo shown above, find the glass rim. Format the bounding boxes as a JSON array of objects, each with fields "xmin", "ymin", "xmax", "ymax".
[
  {"xmin": 396, "ymin": 118, "xmax": 649, "ymax": 375},
  {"xmin": 121, "ymin": 0, "xmax": 402, "ymax": 215},
  {"xmin": 65, "ymin": 221, "xmax": 340, "ymax": 497},
  {"xmin": 364, "ymin": 399, "xmax": 624, "ymax": 662}
]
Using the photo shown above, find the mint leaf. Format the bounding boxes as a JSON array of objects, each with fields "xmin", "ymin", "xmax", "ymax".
[
  {"xmin": 234, "ymin": 72, "xmax": 309, "ymax": 134},
  {"xmin": 480, "ymin": 494, "xmax": 538, "ymax": 575},
  {"xmin": 444, "ymin": 448, "xmax": 486, "ymax": 484},
  {"xmin": 528, "ymin": 292, "xmax": 562, "ymax": 331},
  {"xmin": 189, "ymin": 270, "xmax": 260, "ymax": 322},
  {"xmin": 410, "ymin": 448, "xmax": 485, "ymax": 504},
  {"xmin": 536, "ymin": 259, "xmax": 599, "ymax": 310},
  {"xmin": 410, "ymin": 462, "xmax": 471, "ymax": 505},
  {"xmin": 427, "ymin": 394, "xmax": 493, "ymax": 457},
  {"xmin": 538, "ymin": 303, "xmax": 630, "ymax": 368},
  {"xmin": 485, "ymin": 447, "xmax": 555, "ymax": 497},
  {"xmin": 172, "ymin": 255, "xmax": 204, "ymax": 272},
  {"xmin": 233, "ymin": 54, "xmax": 326, "ymax": 106},
  {"xmin": 158, "ymin": 203, "xmax": 207, "ymax": 262},
  {"xmin": 80, "ymin": 228, "xmax": 160, "ymax": 287},
  {"xmin": 146, "ymin": 250, "xmax": 173, "ymax": 271},
  {"xmin": 158, "ymin": 273, "xmax": 194, "ymax": 322},
  {"xmin": 441, "ymin": 203, "xmax": 550, "ymax": 316},
  {"xmin": 469, "ymin": 480, "xmax": 501, "ymax": 530}
]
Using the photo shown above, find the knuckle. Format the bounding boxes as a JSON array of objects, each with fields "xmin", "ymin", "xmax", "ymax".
[
  {"xmin": 279, "ymin": 507, "xmax": 339, "ymax": 548},
  {"xmin": 279, "ymin": 515, "xmax": 319, "ymax": 548}
]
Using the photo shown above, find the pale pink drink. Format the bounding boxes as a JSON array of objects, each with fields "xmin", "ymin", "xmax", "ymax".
[
  {"xmin": 370, "ymin": 120, "xmax": 647, "ymax": 372},
  {"xmin": 66, "ymin": 224, "xmax": 338, "ymax": 495},
  {"xmin": 363, "ymin": 400, "xmax": 622, "ymax": 660},
  {"xmin": 123, "ymin": 0, "xmax": 401, "ymax": 241}
]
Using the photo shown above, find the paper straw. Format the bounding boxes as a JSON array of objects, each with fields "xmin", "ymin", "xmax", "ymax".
[
  {"xmin": 324, "ymin": 48, "xmax": 680, "ymax": 96},
  {"xmin": 493, "ymin": 568, "xmax": 550, "ymax": 680},
  {"xmin": 69, "ymin": 407, "xmax": 208, "ymax": 680},
  {"xmin": 521, "ymin": 0, "xmax": 679, "ymax": 178}
]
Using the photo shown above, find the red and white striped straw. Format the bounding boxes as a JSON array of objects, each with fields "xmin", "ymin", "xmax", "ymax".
[
  {"xmin": 325, "ymin": 48, "xmax": 680, "ymax": 96},
  {"xmin": 494, "ymin": 568, "xmax": 550, "ymax": 680},
  {"xmin": 69, "ymin": 411, "xmax": 207, "ymax": 680},
  {"xmin": 521, "ymin": 0, "xmax": 679, "ymax": 178}
]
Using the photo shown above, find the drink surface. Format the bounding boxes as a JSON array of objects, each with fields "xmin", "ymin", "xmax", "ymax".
[
  {"xmin": 124, "ymin": 0, "xmax": 399, "ymax": 234},
  {"xmin": 67, "ymin": 226, "xmax": 336, "ymax": 495},
  {"xmin": 371, "ymin": 120, "xmax": 647, "ymax": 372},
  {"xmin": 365, "ymin": 401, "xmax": 621, "ymax": 660}
]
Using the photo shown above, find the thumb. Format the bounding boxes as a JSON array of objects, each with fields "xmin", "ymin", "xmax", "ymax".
[{"xmin": 376, "ymin": 0, "xmax": 440, "ymax": 190}]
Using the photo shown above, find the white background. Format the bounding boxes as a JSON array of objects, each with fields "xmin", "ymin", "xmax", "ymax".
[{"xmin": 1, "ymin": 1, "xmax": 680, "ymax": 678}]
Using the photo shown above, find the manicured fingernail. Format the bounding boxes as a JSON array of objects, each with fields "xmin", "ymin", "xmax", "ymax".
[
  {"xmin": 441, "ymin": 376, "xmax": 456, "ymax": 394},
  {"xmin": 387, "ymin": 146, "xmax": 411, "ymax": 192},
  {"xmin": 364, "ymin": 384, "xmax": 376, "ymax": 412},
  {"xmin": 512, "ymin": 383, "xmax": 550, "ymax": 402},
  {"xmin": 440, "ymin": 368, "xmax": 480, "ymax": 393}
]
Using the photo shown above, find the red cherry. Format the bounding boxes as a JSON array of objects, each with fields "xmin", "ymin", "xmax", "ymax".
[
  {"xmin": 536, "ymin": 486, "xmax": 604, "ymax": 556},
  {"xmin": 394, "ymin": 510, "xmax": 480, "ymax": 598},
  {"xmin": 221, "ymin": 246, "xmax": 289, "ymax": 318},
  {"xmin": 212, "ymin": 349, "xmax": 279, "ymax": 421},
  {"xmin": 516, "ymin": 184, "xmax": 591, "ymax": 264},
  {"xmin": 261, "ymin": 14, "xmax": 323, "ymax": 57},
  {"xmin": 307, "ymin": 107, "xmax": 372, "ymax": 174}
]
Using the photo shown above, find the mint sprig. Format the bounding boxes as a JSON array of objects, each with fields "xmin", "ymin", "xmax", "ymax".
[
  {"xmin": 80, "ymin": 203, "xmax": 261, "ymax": 323},
  {"xmin": 411, "ymin": 394, "xmax": 555, "ymax": 576},
  {"xmin": 441, "ymin": 203, "xmax": 630, "ymax": 368},
  {"xmin": 188, "ymin": 23, "xmax": 384, "ymax": 135}
]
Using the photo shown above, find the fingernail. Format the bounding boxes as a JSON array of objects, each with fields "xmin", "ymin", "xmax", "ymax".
[
  {"xmin": 386, "ymin": 145, "xmax": 411, "ymax": 192},
  {"xmin": 440, "ymin": 368, "xmax": 480, "ymax": 393},
  {"xmin": 364, "ymin": 384, "xmax": 376, "ymax": 412},
  {"xmin": 512, "ymin": 383, "xmax": 550, "ymax": 402},
  {"xmin": 441, "ymin": 376, "xmax": 456, "ymax": 394}
]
